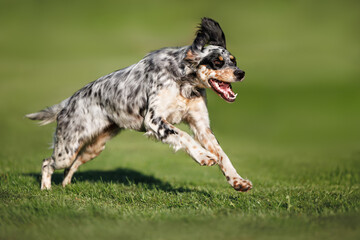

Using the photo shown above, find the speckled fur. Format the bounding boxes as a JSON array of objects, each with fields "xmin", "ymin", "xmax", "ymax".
[{"xmin": 27, "ymin": 18, "xmax": 252, "ymax": 192}]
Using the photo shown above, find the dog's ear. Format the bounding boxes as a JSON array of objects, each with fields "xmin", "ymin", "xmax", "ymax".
[
  {"xmin": 192, "ymin": 17, "xmax": 226, "ymax": 52},
  {"xmin": 185, "ymin": 18, "xmax": 226, "ymax": 64}
]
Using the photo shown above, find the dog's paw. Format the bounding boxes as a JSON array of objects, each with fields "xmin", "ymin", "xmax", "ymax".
[
  {"xmin": 193, "ymin": 150, "xmax": 217, "ymax": 166},
  {"xmin": 188, "ymin": 145, "xmax": 218, "ymax": 166},
  {"xmin": 200, "ymin": 154, "xmax": 217, "ymax": 166},
  {"xmin": 231, "ymin": 177, "xmax": 252, "ymax": 192},
  {"xmin": 40, "ymin": 179, "xmax": 52, "ymax": 190}
]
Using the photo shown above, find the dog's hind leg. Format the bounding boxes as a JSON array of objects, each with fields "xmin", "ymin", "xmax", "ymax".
[
  {"xmin": 41, "ymin": 127, "xmax": 85, "ymax": 190},
  {"xmin": 41, "ymin": 148, "xmax": 80, "ymax": 190},
  {"xmin": 41, "ymin": 143, "xmax": 83, "ymax": 190},
  {"xmin": 41, "ymin": 158, "xmax": 55, "ymax": 190},
  {"xmin": 62, "ymin": 125, "xmax": 120, "ymax": 187}
]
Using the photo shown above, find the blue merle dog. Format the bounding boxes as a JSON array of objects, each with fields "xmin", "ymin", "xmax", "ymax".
[{"xmin": 26, "ymin": 18, "xmax": 252, "ymax": 192}]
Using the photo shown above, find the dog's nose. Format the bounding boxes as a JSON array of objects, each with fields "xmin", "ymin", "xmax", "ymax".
[{"xmin": 234, "ymin": 70, "xmax": 245, "ymax": 81}]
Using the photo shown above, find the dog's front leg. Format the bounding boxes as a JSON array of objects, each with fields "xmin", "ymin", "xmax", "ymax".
[
  {"xmin": 186, "ymin": 99, "xmax": 252, "ymax": 192},
  {"xmin": 197, "ymin": 127, "xmax": 252, "ymax": 192},
  {"xmin": 144, "ymin": 113, "xmax": 217, "ymax": 166}
]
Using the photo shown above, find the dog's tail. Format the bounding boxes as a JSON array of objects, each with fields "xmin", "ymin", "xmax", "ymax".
[{"xmin": 26, "ymin": 98, "xmax": 70, "ymax": 125}]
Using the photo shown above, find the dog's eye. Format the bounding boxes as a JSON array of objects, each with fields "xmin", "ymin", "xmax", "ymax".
[
  {"xmin": 230, "ymin": 56, "xmax": 237, "ymax": 65},
  {"xmin": 213, "ymin": 60, "xmax": 224, "ymax": 67}
]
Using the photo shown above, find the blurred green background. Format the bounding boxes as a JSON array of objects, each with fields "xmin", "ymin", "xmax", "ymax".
[{"xmin": 0, "ymin": 0, "xmax": 359, "ymax": 239}]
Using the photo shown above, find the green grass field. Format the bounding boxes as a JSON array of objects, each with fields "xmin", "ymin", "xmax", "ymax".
[{"xmin": 1, "ymin": 0, "xmax": 359, "ymax": 239}]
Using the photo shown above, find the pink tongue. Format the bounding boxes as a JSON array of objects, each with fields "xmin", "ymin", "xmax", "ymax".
[{"xmin": 219, "ymin": 82, "xmax": 235, "ymax": 97}]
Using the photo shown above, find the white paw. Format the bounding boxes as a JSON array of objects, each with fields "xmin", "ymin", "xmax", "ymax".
[
  {"xmin": 62, "ymin": 178, "xmax": 71, "ymax": 187},
  {"xmin": 41, "ymin": 178, "xmax": 51, "ymax": 190},
  {"xmin": 193, "ymin": 149, "xmax": 217, "ymax": 166},
  {"xmin": 228, "ymin": 176, "xmax": 252, "ymax": 192}
]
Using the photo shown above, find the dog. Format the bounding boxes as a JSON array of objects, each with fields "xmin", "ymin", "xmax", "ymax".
[{"xmin": 26, "ymin": 17, "xmax": 252, "ymax": 192}]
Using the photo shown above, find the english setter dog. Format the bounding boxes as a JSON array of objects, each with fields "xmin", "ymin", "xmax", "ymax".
[{"xmin": 27, "ymin": 17, "xmax": 252, "ymax": 192}]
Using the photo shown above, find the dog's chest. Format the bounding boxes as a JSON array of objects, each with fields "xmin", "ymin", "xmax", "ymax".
[{"xmin": 156, "ymin": 88, "xmax": 192, "ymax": 125}]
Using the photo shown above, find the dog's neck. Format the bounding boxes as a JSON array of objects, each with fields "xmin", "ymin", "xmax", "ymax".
[{"xmin": 179, "ymin": 81, "xmax": 205, "ymax": 99}]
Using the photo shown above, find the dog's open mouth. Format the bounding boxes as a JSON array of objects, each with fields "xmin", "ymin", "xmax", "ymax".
[{"xmin": 208, "ymin": 79, "xmax": 237, "ymax": 102}]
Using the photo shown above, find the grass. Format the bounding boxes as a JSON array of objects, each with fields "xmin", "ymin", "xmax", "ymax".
[{"xmin": 0, "ymin": 0, "xmax": 359, "ymax": 239}]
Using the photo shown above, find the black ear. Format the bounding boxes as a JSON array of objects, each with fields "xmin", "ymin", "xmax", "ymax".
[{"xmin": 190, "ymin": 17, "xmax": 226, "ymax": 52}]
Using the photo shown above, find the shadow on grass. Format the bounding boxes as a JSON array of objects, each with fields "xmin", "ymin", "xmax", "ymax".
[{"xmin": 25, "ymin": 168, "xmax": 198, "ymax": 193}]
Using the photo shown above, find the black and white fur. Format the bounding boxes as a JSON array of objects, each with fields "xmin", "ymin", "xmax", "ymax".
[{"xmin": 27, "ymin": 18, "xmax": 252, "ymax": 191}]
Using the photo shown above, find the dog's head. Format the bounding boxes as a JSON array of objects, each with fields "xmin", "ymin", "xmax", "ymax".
[{"xmin": 185, "ymin": 18, "xmax": 245, "ymax": 102}]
